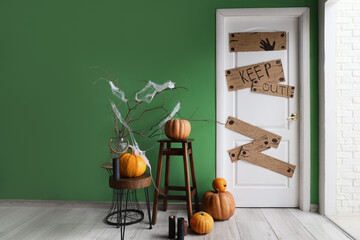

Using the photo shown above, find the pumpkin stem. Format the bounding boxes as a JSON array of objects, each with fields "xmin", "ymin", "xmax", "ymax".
[
  {"xmin": 216, "ymin": 189, "xmax": 220, "ymax": 194},
  {"xmin": 130, "ymin": 147, "xmax": 136, "ymax": 156},
  {"xmin": 200, "ymin": 212, "xmax": 204, "ymax": 216}
]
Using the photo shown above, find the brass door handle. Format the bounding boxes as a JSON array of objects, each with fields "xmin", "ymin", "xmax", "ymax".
[{"xmin": 287, "ymin": 113, "xmax": 298, "ymax": 121}]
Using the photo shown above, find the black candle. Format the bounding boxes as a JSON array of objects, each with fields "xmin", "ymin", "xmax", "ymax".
[
  {"xmin": 169, "ymin": 215, "xmax": 176, "ymax": 239},
  {"xmin": 177, "ymin": 217, "xmax": 184, "ymax": 240},
  {"xmin": 112, "ymin": 158, "xmax": 120, "ymax": 180}
]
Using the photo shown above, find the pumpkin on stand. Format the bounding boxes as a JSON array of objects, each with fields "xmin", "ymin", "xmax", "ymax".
[
  {"xmin": 212, "ymin": 178, "xmax": 227, "ymax": 192},
  {"xmin": 190, "ymin": 211, "xmax": 214, "ymax": 234},
  {"xmin": 119, "ymin": 148, "xmax": 146, "ymax": 177},
  {"xmin": 165, "ymin": 119, "xmax": 191, "ymax": 140}
]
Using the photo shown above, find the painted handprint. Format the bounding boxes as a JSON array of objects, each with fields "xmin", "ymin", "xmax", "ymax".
[{"xmin": 260, "ymin": 38, "xmax": 276, "ymax": 51}]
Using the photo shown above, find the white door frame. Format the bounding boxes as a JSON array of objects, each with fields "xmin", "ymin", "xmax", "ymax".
[
  {"xmin": 318, "ymin": 0, "xmax": 338, "ymax": 216},
  {"xmin": 216, "ymin": 8, "xmax": 311, "ymax": 211}
]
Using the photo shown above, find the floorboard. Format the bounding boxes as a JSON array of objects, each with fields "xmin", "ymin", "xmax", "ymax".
[
  {"xmin": 261, "ymin": 208, "xmax": 316, "ymax": 240},
  {"xmin": 290, "ymin": 209, "xmax": 350, "ymax": 240},
  {"xmin": 329, "ymin": 214, "xmax": 360, "ymax": 240},
  {"xmin": 0, "ymin": 201, "xmax": 351, "ymax": 240},
  {"xmin": 234, "ymin": 208, "xmax": 277, "ymax": 240},
  {"xmin": 0, "ymin": 207, "xmax": 50, "ymax": 239}
]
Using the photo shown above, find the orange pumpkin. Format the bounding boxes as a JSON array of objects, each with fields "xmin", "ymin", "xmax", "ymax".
[
  {"xmin": 165, "ymin": 119, "xmax": 191, "ymax": 140},
  {"xmin": 212, "ymin": 178, "xmax": 227, "ymax": 192},
  {"xmin": 202, "ymin": 191, "xmax": 235, "ymax": 221},
  {"xmin": 190, "ymin": 211, "xmax": 214, "ymax": 234},
  {"xmin": 119, "ymin": 148, "xmax": 146, "ymax": 177}
]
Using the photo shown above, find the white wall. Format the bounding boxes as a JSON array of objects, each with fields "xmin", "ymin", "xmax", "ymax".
[{"xmin": 337, "ymin": 0, "xmax": 360, "ymax": 214}]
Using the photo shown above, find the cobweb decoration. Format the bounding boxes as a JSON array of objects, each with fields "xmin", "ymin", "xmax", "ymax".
[
  {"xmin": 109, "ymin": 80, "xmax": 182, "ymax": 193},
  {"xmin": 109, "ymin": 81, "xmax": 127, "ymax": 103},
  {"xmin": 158, "ymin": 102, "xmax": 181, "ymax": 129},
  {"xmin": 135, "ymin": 81, "xmax": 175, "ymax": 103},
  {"xmin": 110, "ymin": 101, "xmax": 150, "ymax": 167},
  {"xmin": 109, "ymin": 80, "xmax": 181, "ymax": 170}
]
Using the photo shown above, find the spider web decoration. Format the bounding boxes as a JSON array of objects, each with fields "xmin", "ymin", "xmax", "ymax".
[{"xmin": 109, "ymin": 80, "xmax": 181, "ymax": 173}]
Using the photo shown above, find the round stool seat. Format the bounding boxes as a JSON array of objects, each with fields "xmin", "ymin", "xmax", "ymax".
[{"xmin": 109, "ymin": 173, "xmax": 151, "ymax": 190}]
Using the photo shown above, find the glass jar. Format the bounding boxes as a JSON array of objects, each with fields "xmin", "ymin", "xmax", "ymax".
[{"xmin": 109, "ymin": 137, "xmax": 129, "ymax": 161}]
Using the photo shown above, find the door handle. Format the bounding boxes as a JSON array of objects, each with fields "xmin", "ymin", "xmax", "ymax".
[{"xmin": 287, "ymin": 113, "xmax": 298, "ymax": 121}]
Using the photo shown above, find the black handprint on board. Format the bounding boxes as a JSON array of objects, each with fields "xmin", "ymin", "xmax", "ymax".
[{"xmin": 260, "ymin": 38, "xmax": 276, "ymax": 51}]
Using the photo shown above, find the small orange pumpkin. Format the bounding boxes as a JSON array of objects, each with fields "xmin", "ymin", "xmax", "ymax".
[
  {"xmin": 119, "ymin": 148, "xmax": 146, "ymax": 177},
  {"xmin": 165, "ymin": 119, "xmax": 191, "ymax": 140},
  {"xmin": 202, "ymin": 191, "xmax": 235, "ymax": 221},
  {"xmin": 190, "ymin": 211, "xmax": 214, "ymax": 234},
  {"xmin": 212, "ymin": 178, "xmax": 227, "ymax": 192}
]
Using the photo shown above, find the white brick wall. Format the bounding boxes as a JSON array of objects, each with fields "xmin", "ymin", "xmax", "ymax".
[{"xmin": 337, "ymin": 0, "xmax": 360, "ymax": 214}]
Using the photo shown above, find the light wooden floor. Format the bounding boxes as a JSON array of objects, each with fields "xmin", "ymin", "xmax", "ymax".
[
  {"xmin": 329, "ymin": 214, "xmax": 360, "ymax": 240},
  {"xmin": 0, "ymin": 201, "xmax": 352, "ymax": 240}
]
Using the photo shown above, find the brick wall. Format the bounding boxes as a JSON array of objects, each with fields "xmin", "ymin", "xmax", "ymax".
[{"xmin": 337, "ymin": 0, "xmax": 360, "ymax": 213}]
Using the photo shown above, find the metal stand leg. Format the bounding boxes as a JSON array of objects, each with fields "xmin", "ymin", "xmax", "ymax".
[
  {"xmin": 116, "ymin": 190, "xmax": 119, "ymax": 228},
  {"xmin": 116, "ymin": 190, "xmax": 123, "ymax": 229},
  {"xmin": 144, "ymin": 187, "xmax": 152, "ymax": 229},
  {"xmin": 119, "ymin": 190, "xmax": 129, "ymax": 240},
  {"xmin": 105, "ymin": 190, "xmax": 144, "ymax": 226}
]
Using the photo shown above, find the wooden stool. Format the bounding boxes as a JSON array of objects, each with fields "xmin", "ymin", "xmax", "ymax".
[
  {"xmin": 152, "ymin": 139, "xmax": 199, "ymax": 224},
  {"xmin": 108, "ymin": 173, "xmax": 152, "ymax": 240}
]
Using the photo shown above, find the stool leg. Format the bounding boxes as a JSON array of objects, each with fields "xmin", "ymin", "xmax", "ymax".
[
  {"xmin": 116, "ymin": 190, "xmax": 123, "ymax": 229},
  {"xmin": 182, "ymin": 142, "xmax": 193, "ymax": 223},
  {"xmin": 188, "ymin": 142, "xmax": 200, "ymax": 212},
  {"xmin": 163, "ymin": 142, "xmax": 171, "ymax": 211},
  {"xmin": 144, "ymin": 187, "xmax": 152, "ymax": 229},
  {"xmin": 152, "ymin": 142, "xmax": 165, "ymax": 225},
  {"xmin": 120, "ymin": 190, "xmax": 129, "ymax": 240}
]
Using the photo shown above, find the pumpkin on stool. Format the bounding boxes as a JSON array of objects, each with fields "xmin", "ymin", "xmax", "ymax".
[
  {"xmin": 202, "ymin": 190, "xmax": 235, "ymax": 221},
  {"xmin": 119, "ymin": 148, "xmax": 146, "ymax": 177},
  {"xmin": 165, "ymin": 119, "xmax": 191, "ymax": 140},
  {"xmin": 190, "ymin": 211, "xmax": 214, "ymax": 234}
]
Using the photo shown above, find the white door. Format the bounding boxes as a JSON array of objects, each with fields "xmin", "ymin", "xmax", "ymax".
[{"xmin": 216, "ymin": 10, "xmax": 301, "ymax": 207}]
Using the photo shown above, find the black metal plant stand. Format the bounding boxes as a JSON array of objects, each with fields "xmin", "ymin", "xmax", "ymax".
[
  {"xmin": 101, "ymin": 162, "xmax": 152, "ymax": 240},
  {"xmin": 105, "ymin": 173, "xmax": 152, "ymax": 240},
  {"xmin": 105, "ymin": 189, "xmax": 152, "ymax": 228}
]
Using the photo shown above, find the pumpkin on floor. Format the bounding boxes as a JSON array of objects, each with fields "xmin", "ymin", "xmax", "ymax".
[
  {"xmin": 119, "ymin": 148, "xmax": 146, "ymax": 177},
  {"xmin": 212, "ymin": 178, "xmax": 227, "ymax": 192},
  {"xmin": 165, "ymin": 119, "xmax": 191, "ymax": 140},
  {"xmin": 202, "ymin": 190, "xmax": 235, "ymax": 221},
  {"xmin": 190, "ymin": 211, "xmax": 214, "ymax": 234}
]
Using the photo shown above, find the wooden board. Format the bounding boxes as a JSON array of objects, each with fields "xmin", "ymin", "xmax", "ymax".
[
  {"xmin": 233, "ymin": 209, "xmax": 278, "ymax": 240},
  {"xmin": 261, "ymin": 209, "xmax": 317, "ymax": 240},
  {"xmin": 225, "ymin": 59, "xmax": 285, "ymax": 91},
  {"xmin": 289, "ymin": 209, "xmax": 351, "ymax": 240},
  {"xmin": 227, "ymin": 136, "xmax": 271, "ymax": 162},
  {"xmin": 251, "ymin": 81, "xmax": 295, "ymax": 98},
  {"xmin": 229, "ymin": 32, "xmax": 287, "ymax": 52},
  {"xmin": 109, "ymin": 173, "xmax": 151, "ymax": 190},
  {"xmin": 330, "ymin": 215, "xmax": 360, "ymax": 240},
  {"xmin": 239, "ymin": 148, "xmax": 296, "ymax": 178},
  {"xmin": 225, "ymin": 116, "xmax": 282, "ymax": 148},
  {"xmin": 0, "ymin": 202, "xmax": 350, "ymax": 240}
]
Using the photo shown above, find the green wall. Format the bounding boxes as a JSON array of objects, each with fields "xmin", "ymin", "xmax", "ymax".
[{"xmin": 0, "ymin": 0, "xmax": 319, "ymax": 204}]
